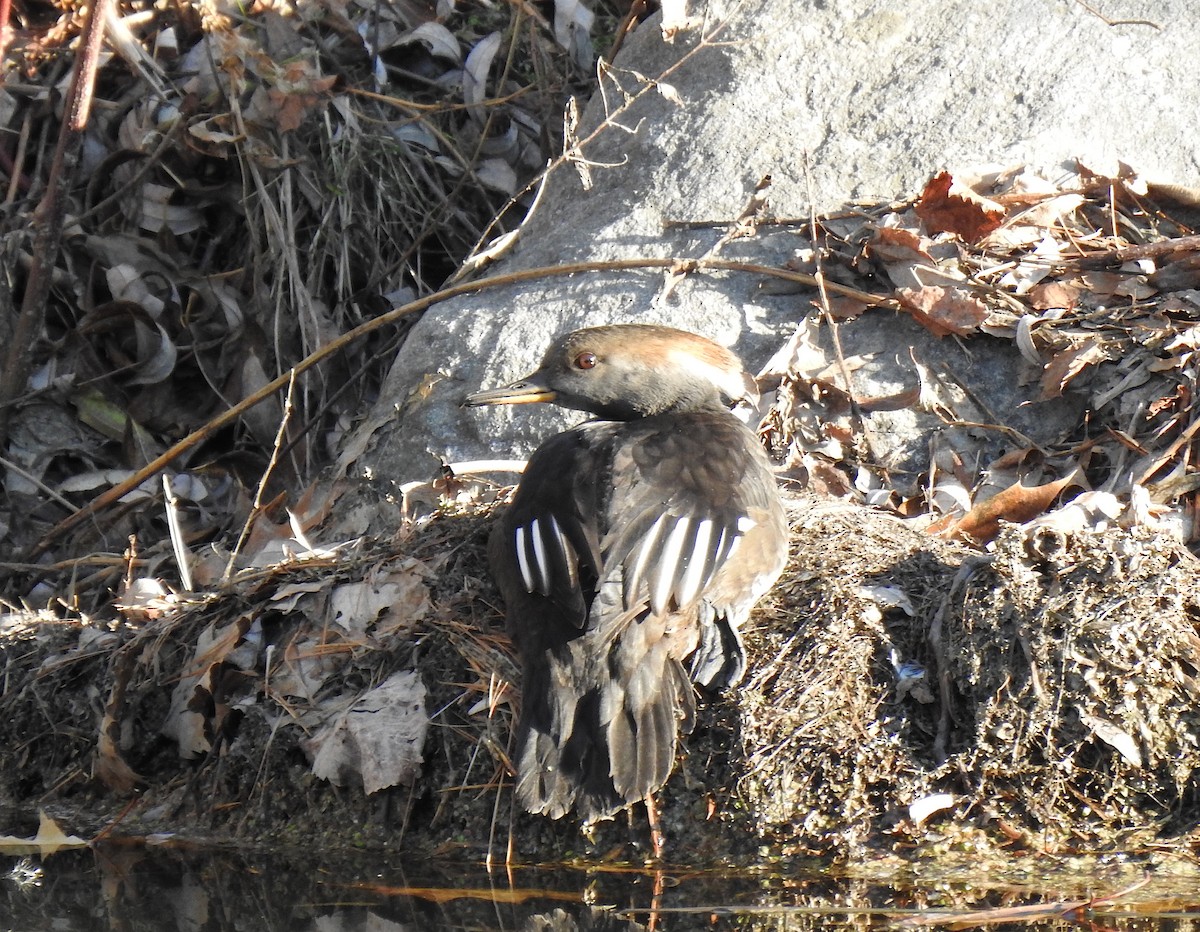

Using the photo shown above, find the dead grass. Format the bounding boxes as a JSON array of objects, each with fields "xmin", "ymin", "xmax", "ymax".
[
  {"xmin": 3, "ymin": 0, "xmax": 1200, "ymax": 870},
  {"xmin": 3, "ymin": 491, "xmax": 1199, "ymax": 867},
  {"xmin": 0, "ymin": 0, "xmax": 606, "ymax": 576}
]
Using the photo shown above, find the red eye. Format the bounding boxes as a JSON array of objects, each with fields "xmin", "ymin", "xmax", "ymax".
[{"xmin": 575, "ymin": 352, "xmax": 597, "ymax": 370}]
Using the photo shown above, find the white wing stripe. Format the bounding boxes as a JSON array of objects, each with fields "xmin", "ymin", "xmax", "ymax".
[
  {"xmin": 626, "ymin": 513, "xmax": 668, "ymax": 606},
  {"xmin": 651, "ymin": 517, "xmax": 692, "ymax": 614},
  {"xmin": 676, "ymin": 517, "xmax": 714, "ymax": 607},
  {"xmin": 529, "ymin": 517, "xmax": 550, "ymax": 593},
  {"xmin": 715, "ymin": 522, "xmax": 743, "ymax": 566},
  {"xmin": 514, "ymin": 525, "xmax": 536, "ymax": 592},
  {"xmin": 549, "ymin": 514, "xmax": 569, "ymax": 555},
  {"xmin": 548, "ymin": 515, "xmax": 577, "ymax": 589}
]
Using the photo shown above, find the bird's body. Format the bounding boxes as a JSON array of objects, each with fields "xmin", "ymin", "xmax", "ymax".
[{"xmin": 465, "ymin": 325, "xmax": 787, "ymax": 825}]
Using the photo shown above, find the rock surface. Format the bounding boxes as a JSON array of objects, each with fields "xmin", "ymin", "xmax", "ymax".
[{"xmin": 341, "ymin": 0, "xmax": 1198, "ymax": 507}]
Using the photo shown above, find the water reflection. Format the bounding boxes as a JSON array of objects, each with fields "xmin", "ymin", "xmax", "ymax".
[{"xmin": 2, "ymin": 842, "xmax": 1199, "ymax": 930}]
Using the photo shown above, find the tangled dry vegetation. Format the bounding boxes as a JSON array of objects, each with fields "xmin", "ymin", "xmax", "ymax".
[
  {"xmin": 3, "ymin": 0, "xmax": 1200, "ymax": 870},
  {"xmin": 743, "ymin": 503, "xmax": 1200, "ymax": 862},
  {"xmin": 0, "ymin": 0, "xmax": 606, "ymax": 578}
]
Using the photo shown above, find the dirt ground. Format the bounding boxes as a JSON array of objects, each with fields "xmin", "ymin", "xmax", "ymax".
[
  {"xmin": 5, "ymin": 0, "xmax": 1200, "ymax": 896},
  {"xmin": 3, "ymin": 492, "xmax": 1199, "ymax": 874}
]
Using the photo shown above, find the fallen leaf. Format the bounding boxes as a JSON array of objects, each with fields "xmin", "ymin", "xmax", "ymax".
[
  {"xmin": 305, "ymin": 671, "xmax": 428, "ymax": 794},
  {"xmin": 938, "ymin": 473, "xmax": 1078, "ymax": 544},
  {"xmin": 463, "ymin": 32, "xmax": 501, "ymax": 117},
  {"xmin": 823, "ymin": 294, "xmax": 871, "ymax": 318},
  {"xmin": 896, "ymin": 285, "xmax": 989, "ymax": 337},
  {"xmin": 553, "ymin": 0, "xmax": 595, "ymax": 67},
  {"xmin": 270, "ymin": 580, "xmax": 331, "ymax": 613},
  {"xmin": 859, "ymin": 584, "xmax": 915, "ymax": 615},
  {"xmin": 1078, "ymin": 270, "xmax": 1126, "ymax": 296},
  {"xmin": 95, "ymin": 726, "xmax": 141, "ymax": 794},
  {"xmin": 1023, "ymin": 490, "xmax": 1124, "ymax": 535},
  {"xmin": 854, "ymin": 383, "xmax": 922, "ymax": 413},
  {"xmin": 1077, "ymin": 708, "xmax": 1143, "ymax": 767},
  {"xmin": 1007, "ymin": 192, "xmax": 1085, "ymax": 229},
  {"xmin": 869, "ymin": 225, "xmax": 935, "ymax": 264},
  {"xmin": 136, "ymin": 181, "xmax": 203, "ymax": 235},
  {"xmin": 330, "ymin": 572, "xmax": 430, "ymax": 638},
  {"xmin": 404, "ymin": 22, "xmax": 462, "ymax": 63},
  {"xmin": 161, "ymin": 616, "xmax": 255, "ymax": 758},
  {"xmin": 660, "ymin": 0, "xmax": 694, "ymax": 40},
  {"xmin": 1038, "ymin": 340, "xmax": 1108, "ymax": 400},
  {"xmin": 475, "ymin": 157, "xmax": 517, "ymax": 195},
  {"xmin": 270, "ymin": 639, "xmax": 342, "ymax": 701},
  {"xmin": 757, "ymin": 317, "xmax": 827, "ymax": 381},
  {"xmin": 915, "ymin": 171, "xmax": 1005, "ymax": 242},
  {"xmin": 1027, "ymin": 279, "xmax": 1084, "ymax": 311},
  {"xmin": 909, "ymin": 793, "xmax": 955, "ymax": 826}
]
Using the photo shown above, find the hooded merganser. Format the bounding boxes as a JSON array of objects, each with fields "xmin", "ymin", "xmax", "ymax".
[{"xmin": 465, "ymin": 324, "xmax": 788, "ymax": 834}]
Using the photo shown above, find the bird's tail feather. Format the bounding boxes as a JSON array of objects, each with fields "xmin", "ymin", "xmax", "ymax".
[{"xmin": 514, "ymin": 638, "xmax": 695, "ymax": 822}]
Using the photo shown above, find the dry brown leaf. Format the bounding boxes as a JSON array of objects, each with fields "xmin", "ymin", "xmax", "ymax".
[
  {"xmin": 330, "ymin": 574, "xmax": 429, "ymax": 638},
  {"xmin": 1007, "ymin": 192, "xmax": 1086, "ymax": 229},
  {"xmin": 823, "ymin": 294, "xmax": 871, "ymax": 319},
  {"xmin": 161, "ymin": 616, "xmax": 255, "ymax": 758},
  {"xmin": 790, "ymin": 455, "xmax": 854, "ymax": 498},
  {"xmin": 1038, "ymin": 340, "xmax": 1108, "ymax": 400},
  {"xmin": 936, "ymin": 473, "xmax": 1077, "ymax": 544},
  {"xmin": 245, "ymin": 55, "xmax": 337, "ymax": 134},
  {"xmin": 869, "ymin": 225, "xmax": 935, "ymax": 264},
  {"xmin": 915, "ymin": 171, "xmax": 1005, "ymax": 242},
  {"xmin": 1077, "ymin": 270, "xmax": 1126, "ymax": 296},
  {"xmin": 758, "ymin": 318, "xmax": 827, "ymax": 381},
  {"xmin": 270, "ymin": 639, "xmax": 343, "ymax": 701},
  {"xmin": 304, "ymin": 670, "xmax": 427, "ymax": 794},
  {"xmin": 896, "ymin": 285, "xmax": 989, "ymax": 337},
  {"xmin": 1027, "ymin": 279, "xmax": 1085, "ymax": 311},
  {"xmin": 95, "ymin": 726, "xmax": 141, "ymax": 794}
]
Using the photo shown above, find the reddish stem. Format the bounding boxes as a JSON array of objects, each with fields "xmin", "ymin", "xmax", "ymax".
[{"xmin": 0, "ymin": 0, "xmax": 113, "ymax": 445}]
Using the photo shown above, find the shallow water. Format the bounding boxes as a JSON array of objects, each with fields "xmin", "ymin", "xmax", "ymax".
[{"xmin": 2, "ymin": 843, "xmax": 1199, "ymax": 931}]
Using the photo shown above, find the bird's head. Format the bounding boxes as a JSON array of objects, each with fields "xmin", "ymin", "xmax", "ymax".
[{"xmin": 464, "ymin": 324, "xmax": 757, "ymax": 420}]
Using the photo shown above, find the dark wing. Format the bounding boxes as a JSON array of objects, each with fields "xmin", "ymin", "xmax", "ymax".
[
  {"xmin": 492, "ymin": 424, "xmax": 611, "ymax": 629},
  {"xmin": 496, "ymin": 413, "xmax": 785, "ymax": 680},
  {"xmin": 495, "ymin": 414, "xmax": 785, "ymax": 820},
  {"xmin": 599, "ymin": 413, "xmax": 782, "ymax": 614}
]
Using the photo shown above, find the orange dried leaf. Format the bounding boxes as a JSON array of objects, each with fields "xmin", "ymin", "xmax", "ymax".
[
  {"xmin": 896, "ymin": 285, "xmax": 989, "ymax": 337},
  {"xmin": 870, "ymin": 225, "xmax": 935, "ymax": 263},
  {"xmin": 1038, "ymin": 340, "xmax": 1107, "ymax": 400},
  {"xmin": 938, "ymin": 474, "xmax": 1076, "ymax": 544},
  {"xmin": 0, "ymin": 812, "xmax": 89, "ymax": 856},
  {"xmin": 823, "ymin": 294, "xmax": 871, "ymax": 319},
  {"xmin": 1028, "ymin": 279, "xmax": 1084, "ymax": 311},
  {"xmin": 915, "ymin": 171, "xmax": 1006, "ymax": 242},
  {"xmin": 96, "ymin": 727, "xmax": 141, "ymax": 794}
]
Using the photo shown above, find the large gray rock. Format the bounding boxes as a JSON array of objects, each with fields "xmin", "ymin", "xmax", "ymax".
[{"xmin": 339, "ymin": 0, "xmax": 1198, "ymax": 506}]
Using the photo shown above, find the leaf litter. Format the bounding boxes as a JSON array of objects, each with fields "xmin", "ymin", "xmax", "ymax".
[{"xmin": 1, "ymin": 1, "xmax": 1200, "ymax": 901}]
